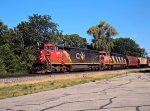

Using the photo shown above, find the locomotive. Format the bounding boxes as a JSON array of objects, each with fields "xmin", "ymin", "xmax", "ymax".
[
  {"xmin": 31, "ymin": 43, "xmax": 150, "ymax": 73},
  {"xmin": 99, "ymin": 51, "xmax": 127, "ymax": 69},
  {"xmin": 31, "ymin": 43, "xmax": 103, "ymax": 73}
]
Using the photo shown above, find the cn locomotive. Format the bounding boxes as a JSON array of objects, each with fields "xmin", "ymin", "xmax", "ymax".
[{"xmin": 31, "ymin": 43, "xmax": 150, "ymax": 73}]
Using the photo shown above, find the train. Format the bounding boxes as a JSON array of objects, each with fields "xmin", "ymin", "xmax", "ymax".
[{"xmin": 31, "ymin": 43, "xmax": 150, "ymax": 73}]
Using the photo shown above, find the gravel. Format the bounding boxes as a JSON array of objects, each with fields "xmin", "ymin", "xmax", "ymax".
[
  {"xmin": 0, "ymin": 75, "xmax": 51, "ymax": 83},
  {"xmin": 0, "ymin": 68, "xmax": 149, "ymax": 84}
]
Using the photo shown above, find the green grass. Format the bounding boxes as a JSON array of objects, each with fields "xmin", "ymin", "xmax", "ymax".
[{"xmin": 0, "ymin": 74, "xmax": 122, "ymax": 99}]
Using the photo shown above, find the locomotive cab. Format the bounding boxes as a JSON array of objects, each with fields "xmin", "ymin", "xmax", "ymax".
[
  {"xmin": 35, "ymin": 44, "xmax": 56, "ymax": 63},
  {"xmin": 35, "ymin": 44, "xmax": 64, "ymax": 63},
  {"xmin": 32, "ymin": 44, "xmax": 64, "ymax": 73},
  {"xmin": 99, "ymin": 51, "xmax": 110, "ymax": 64}
]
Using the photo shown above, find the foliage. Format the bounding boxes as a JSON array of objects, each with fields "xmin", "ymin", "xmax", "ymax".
[
  {"xmin": 0, "ymin": 44, "xmax": 22, "ymax": 73},
  {"xmin": 0, "ymin": 57, "xmax": 7, "ymax": 75},
  {"xmin": 16, "ymin": 14, "xmax": 62, "ymax": 48},
  {"xmin": 0, "ymin": 14, "xmax": 62, "ymax": 76},
  {"xmin": 0, "ymin": 21, "xmax": 11, "ymax": 46},
  {"xmin": 63, "ymin": 34, "xmax": 88, "ymax": 48},
  {"xmin": 87, "ymin": 20, "xmax": 118, "ymax": 51},
  {"xmin": 0, "ymin": 21, "xmax": 17, "ymax": 74},
  {"xmin": 112, "ymin": 38, "xmax": 148, "ymax": 57}
]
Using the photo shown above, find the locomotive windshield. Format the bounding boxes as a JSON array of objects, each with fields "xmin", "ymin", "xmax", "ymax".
[
  {"xmin": 38, "ymin": 44, "xmax": 56, "ymax": 51},
  {"xmin": 100, "ymin": 53, "xmax": 106, "ymax": 56},
  {"xmin": 44, "ymin": 46, "xmax": 55, "ymax": 51}
]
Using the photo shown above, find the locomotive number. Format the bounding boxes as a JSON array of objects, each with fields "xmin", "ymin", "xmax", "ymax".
[{"xmin": 76, "ymin": 52, "xmax": 85, "ymax": 60}]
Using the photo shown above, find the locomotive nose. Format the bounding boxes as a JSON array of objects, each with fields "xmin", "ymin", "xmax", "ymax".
[
  {"xmin": 46, "ymin": 51, "xmax": 51, "ymax": 56},
  {"xmin": 35, "ymin": 50, "xmax": 45, "ymax": 62}
]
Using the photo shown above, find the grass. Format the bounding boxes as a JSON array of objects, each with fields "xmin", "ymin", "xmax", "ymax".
[
  {"xmin": 0, "ymin": 73, "xmax": 124, "ymax": 99},
  {"xmin": 0, "ymin": 71, "xmax": 29, "ymax": 78}
]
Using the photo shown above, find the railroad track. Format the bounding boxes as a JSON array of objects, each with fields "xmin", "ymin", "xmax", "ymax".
[{"xmin": 0, "ymin": 68, "xmax": 150, "ymax": 84}]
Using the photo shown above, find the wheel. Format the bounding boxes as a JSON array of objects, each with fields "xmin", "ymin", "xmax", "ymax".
[{"xmin": 61, "ymin": 66, "xmax": 66, "ymax": 73}]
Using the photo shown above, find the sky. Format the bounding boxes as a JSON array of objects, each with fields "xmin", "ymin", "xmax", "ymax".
[{"xmin": 0, "ymin": 0, "xmax": 150, "ymax": 56}]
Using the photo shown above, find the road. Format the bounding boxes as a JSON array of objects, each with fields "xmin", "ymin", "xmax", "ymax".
[{"xmin": 0, "ymin": 72, "xmax": 150, "ymax": 111}]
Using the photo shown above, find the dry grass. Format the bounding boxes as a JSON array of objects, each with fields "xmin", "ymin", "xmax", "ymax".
[{"xmin": 0, "ymin": 72, "xmax": 125, "ymax": 99}]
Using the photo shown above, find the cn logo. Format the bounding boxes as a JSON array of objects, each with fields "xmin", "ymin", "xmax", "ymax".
[{"xmin": 76, "ymin": 52, "xmax": 85, "ymax": 60}]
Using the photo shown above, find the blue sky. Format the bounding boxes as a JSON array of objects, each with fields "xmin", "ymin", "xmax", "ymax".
[{"xmin": 0, "ymin": 0, "xmax": 150, "ymax": 56}]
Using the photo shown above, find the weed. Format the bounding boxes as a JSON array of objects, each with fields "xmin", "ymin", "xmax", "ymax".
[
  {"xmin": 22, "ymin": 86, "xmax": 28, "ymax": 90},
  {"xmin": 49, "ymin": 82, "xmax": 55, "ymax": 85},
  {"xmin": 92, "ymin": 79, "xmax": 96, "ymax": 82},
  {"xmin": 61, "ymin": 84, "xmax": 67, "ymax": 88}
]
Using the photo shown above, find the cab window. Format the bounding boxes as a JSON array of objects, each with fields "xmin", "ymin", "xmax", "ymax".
[
  {"xmin": 44, "ymin": 46, "xmax": 48, "ymax": 50},
  {"xmin": 44, "ymin": 46, "xmax": 55, "ymax": 51},
  {"xmin": 100, "ymin": 53, "xmax": 106, "ymax": 56},
  {"xmin": 49, "ymin": 46, "xmax": 55, "ymax": 51},
  {"xmin": 103, "ymin": 53, "xmax": 106, "ymax": 56}
]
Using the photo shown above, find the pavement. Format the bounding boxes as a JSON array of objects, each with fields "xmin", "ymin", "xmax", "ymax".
[{"xmin": 0, "ymin": 72, "xmax": 150, "ymax": 111}]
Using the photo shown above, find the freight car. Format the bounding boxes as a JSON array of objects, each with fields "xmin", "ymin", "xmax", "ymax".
[
  {"xmin": 147, "ymin": 58, "xmax": 150, "ymax": 67},
  {"xmin": 99, "ymin": 51, "xmax": 127, "ymax": 69},
  {"xmin": 126, "ymin": 56, "xmax": 139, "ymax": 68},
  {"xmin": 31, "ymin": 43, "xmax": 103, "ymax": 73}
]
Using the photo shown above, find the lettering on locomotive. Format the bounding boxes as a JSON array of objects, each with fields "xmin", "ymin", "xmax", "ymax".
[{"xmin": 76, "ymin": 52, "xmax": 85, "ymax": 60}]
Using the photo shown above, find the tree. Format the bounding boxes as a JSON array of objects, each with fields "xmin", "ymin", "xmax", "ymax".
[
  {"xmin": 0, "ymin": 21, "xmax": 22, "ymax": 74},
  {"xmin": 0, "ymin": 57, "xmax": 7, "ymax": 75},
  {"xmin": 0, "ymin": 44, "xmax": 21, "ymax": 73},
  {"xmin": 29, "ymin": 14, "xmax": 61, "ymax": 44},
  {"xmin": 0, "ymin": 21, "xmax": 12, "ymax": 46},
  {"xmin": 11, "ymin": 24, "xmax": 35, "ymax": 72},
  {"xmin": 112, "ymin": 38, "xmax": 147, "ymax": 57},
  {"xmin": 0, "ymin": 15, "xmax": 64, "ymax": 76},
  {"xmin": 63, "ymin": 34, "xmax": 88, "ymax": 48},
  {"xmin": 16, "ymin": 14, "xmax": 62, "ymax": 48},
  {"xmin": 0, "ymin": 21, "xmax": 16, "ymax": 74},
  {"xmin": 16, "ymin": 22, "xmax": 36, "ymax": 47},
  {"xmin": 9, "ymin": 14, "xmax": 63, "ymax": 73},
  {"xmin": 87, "ymin": 20, "xmax": 118, "ymax": 51}
]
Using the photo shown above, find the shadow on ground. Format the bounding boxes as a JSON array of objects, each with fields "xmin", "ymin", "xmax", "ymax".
[{"xmin": 140, "ymin": 70, "xmax": 150, "ymax": 73}]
